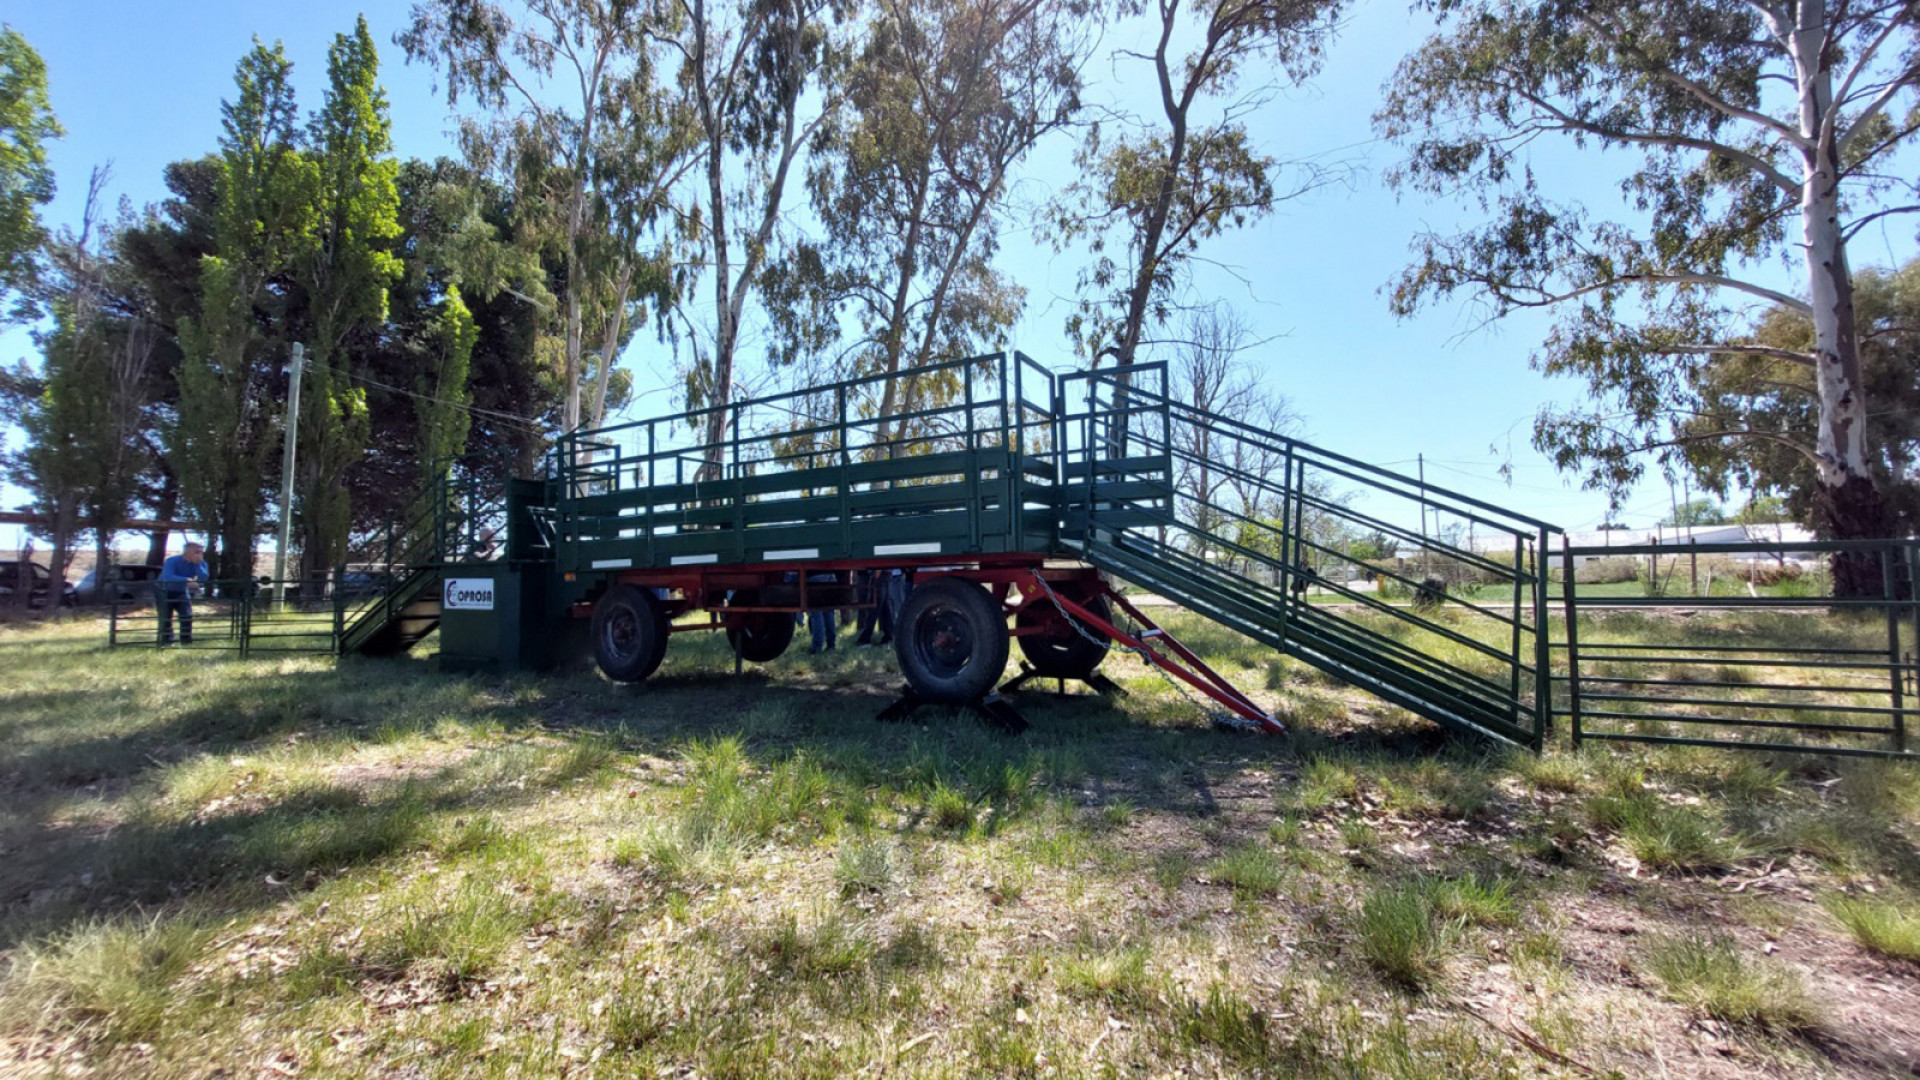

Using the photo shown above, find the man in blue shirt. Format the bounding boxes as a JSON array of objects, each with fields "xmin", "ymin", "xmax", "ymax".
[{"xmin": 156, "ymin": 542, "xmax": 210, "ymax": 646}]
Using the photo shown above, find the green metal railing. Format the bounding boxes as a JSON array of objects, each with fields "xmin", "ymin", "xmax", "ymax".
[
  {"xmin": 1055, "ymin": 364, "xmax": 1560, "ymax": 749},
  {"xmin": 549, "ymin": 352, "xmax": 1059, "ymax": 570},
  {"xmin": 1558, "ymin": 537, "xmax": 1920, "ymax": 758},
  {"xmin": 107, "ymin": 456, "xmax": 511, "ymax": 658},
  {"xmin": 335, "ymin": 454, "xmax": 511, "ymax": 655}
]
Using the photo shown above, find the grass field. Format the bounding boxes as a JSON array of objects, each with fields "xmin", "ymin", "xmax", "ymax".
[{"xmin": 5, "ymin": 613, "xmax": 1920, "ymax": 1078}]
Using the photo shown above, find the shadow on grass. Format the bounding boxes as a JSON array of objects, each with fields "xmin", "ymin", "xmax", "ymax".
[
  {"xmin": 0, "ymin": 630, "xmax": 1328, "ymax": 945},
  {"xmin": 14, "ymin": 617, "xmax": 1915, "ymax": 956}
]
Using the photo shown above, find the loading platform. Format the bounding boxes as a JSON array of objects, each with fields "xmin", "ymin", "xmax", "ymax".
[{"xmin": 339, "ymin": 352, "xmax": 1560, "ymax": 749}]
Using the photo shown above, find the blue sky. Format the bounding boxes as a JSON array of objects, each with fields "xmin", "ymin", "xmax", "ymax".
[{"xmin": 6, "ymin": 1, "xmax": 1910, "ymax": 545}]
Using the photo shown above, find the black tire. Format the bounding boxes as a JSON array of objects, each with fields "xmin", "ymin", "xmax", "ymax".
[
  {"xmin": 895, "ymin": 577, "xmax": 1010, "ymax": 704},
  {"xmin": 727, "ymin": 610, "xmax": 795, "ymax": 663},
  {"xmin": 592, "ymin": 584, "xmax": 670, "ymax": 682},
  {"xmin": 1016, "ymin": 589, "xmax": 1112, "ymax": 679}
]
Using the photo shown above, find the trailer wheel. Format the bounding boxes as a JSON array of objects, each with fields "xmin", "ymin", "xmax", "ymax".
[
  {"xmin": 895, "ymin": 577, "xmax": 1010, "ymax": 704},
  {"xmin": 592, "ymin": 584, "xmax": 669, "ymax": 682},
  {"xmin": 727, "ymin": 610, "xmax": 795, "ymax": 663},
  {"xmin": 1016, "ymin": 588, "xmax": 1112, "ymax": 679}
]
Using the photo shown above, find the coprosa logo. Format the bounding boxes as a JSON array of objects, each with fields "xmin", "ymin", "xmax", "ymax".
[{"xmin": 443, "ymin": 578, "xmax": 496, "ymax": 611}]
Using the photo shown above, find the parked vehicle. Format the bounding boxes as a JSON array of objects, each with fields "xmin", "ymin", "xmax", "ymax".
[
  {"xmin": 74, "ymin": 564, "xmax": 165, "ymax": 605},
  {"xmin": 0, "ymin": 560, "xmax": 76, "ymax": 608}
]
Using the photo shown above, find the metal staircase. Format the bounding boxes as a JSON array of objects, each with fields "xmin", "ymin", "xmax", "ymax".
[
  {"xmin": 1054, "ymin": 366, "xmax": 1558, "ymax": 749},
  {"xmin": 338, "ymin": 460, "xmax": 515, "ymax": 657}
]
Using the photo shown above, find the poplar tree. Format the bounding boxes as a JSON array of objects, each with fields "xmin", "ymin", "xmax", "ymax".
[
  {"xmin": 174, "ymin": 41, "xmax": 308, "ymax": 583},
  {"xmin": 291, "ymin": 18, "xmax": 403, "ymax": 586},
  {"xmin": 417, "ymin": 286, "xmax": 478, "ymax": 487}
]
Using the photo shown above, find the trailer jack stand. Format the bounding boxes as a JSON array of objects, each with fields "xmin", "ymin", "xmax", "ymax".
[
  {"xmin": 999, "ymin": 662, "xmax": 1128, "ymax": 700},
  {"xmin": 876, "ymin": 685, "xmax": 1029, "ymax": 734}
]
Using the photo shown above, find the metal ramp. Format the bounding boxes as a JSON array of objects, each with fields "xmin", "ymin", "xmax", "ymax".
[{"xmin": 1054, "ymin": 366, "xmax": 1558, "ymax": 749}]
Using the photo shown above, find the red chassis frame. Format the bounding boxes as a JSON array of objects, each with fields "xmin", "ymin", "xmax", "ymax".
[{"xmin": 566, "ymin": 553, "xmax": 1280, "ymax": 734}]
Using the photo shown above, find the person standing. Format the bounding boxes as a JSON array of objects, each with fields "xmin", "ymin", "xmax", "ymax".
[
  {"xmin": 807, "ymin": 570, "xmax": 838, "ymax": 654},
  {"xmin": 156, "ymin": 542, "xmax": 210, "ymax": 646}
]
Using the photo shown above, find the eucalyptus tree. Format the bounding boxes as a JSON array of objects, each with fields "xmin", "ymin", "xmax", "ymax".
[
  {"xmin": 1683, "ymin": 258, "xmax": 1920, "ymax": 533},
  {"xmin": 1050, "ymin": 0, "xmax": 1345, "ymax": 367},
  {"xmin": 1378, "ymin": 0, "xmax": 1920, "ymax": 578},
  {"xmin": 771, "ymin": 0, "xmax": 1085, "ymax": 451},
  {"xmin": 400, "ymin": 0, "xmax": 691, "ymax": 435},
  {"xmin": 0, "ymin": 25, "xmax": 60, "ymax": 324},
  {"xmin": 291, "ymin": 17, "xmax": 404, "ymax": 585},
  {"xmin": 174, "ymin": 41, "xmax": 310, "ymax": 582},
  {"xmin": 582, "ymin": 91, "xmax": 696, "ymax": 433},
  {"xmin": 666, "ymin": 0, "xmax": 844, "ymax": 475}
]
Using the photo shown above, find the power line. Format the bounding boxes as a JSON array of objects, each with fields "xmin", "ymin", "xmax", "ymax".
[{"xmin": 305, "ymin": 358, "xmax": 552, "ymax": 437}]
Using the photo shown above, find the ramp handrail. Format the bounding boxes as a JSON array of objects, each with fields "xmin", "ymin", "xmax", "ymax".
[{"xmin": 1056, "ymin": 365, "xmax": 1556, "ymax": 748}]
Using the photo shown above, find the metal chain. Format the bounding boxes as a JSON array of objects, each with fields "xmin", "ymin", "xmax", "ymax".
[{"xmin": 1027, "ymin": 570, "xmax": 1264, "ymax": 732}]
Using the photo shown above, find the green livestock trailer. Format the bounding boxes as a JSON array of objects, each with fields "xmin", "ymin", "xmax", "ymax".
[{"xmin": 333, "ymin": 352, "xmax": 1560, "ymax": 749}]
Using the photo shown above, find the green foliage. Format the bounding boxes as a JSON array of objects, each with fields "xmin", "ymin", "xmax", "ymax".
[
  {"xmin": 1659, "ymin": 498, "xmax": 1725, "ymax": 527},
  {"xmin": 174, "ymin": 39, "xmax": 309, "ymax": 579},
  {"xmin": 292, "ymin": 17, "xmax": 403, "ymax": 582},
  {"xmin": 1685, "ymin": 261, "xmax": 1920, "ymax": 532},
  {"xmin": 765, "ymin": 0, "xmax": 1075, "ymax": 444},
  {"xmin": 0, "ymin": 24, "xmax": 60, "ymax": 322}
]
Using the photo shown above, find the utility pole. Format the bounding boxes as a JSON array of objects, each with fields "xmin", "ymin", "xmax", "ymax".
[
  {"xmin": 274, "ymin": 343, "xmax": 305, "ymax": 607},
  {"xmin": 1418, "ymin": 453, "xmax": 1430, "ymax": 577}
]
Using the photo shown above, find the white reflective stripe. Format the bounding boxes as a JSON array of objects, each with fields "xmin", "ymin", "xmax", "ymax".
[
  {"xmin": 766, "ymin": 548, "xmax": 820, "ymax": 560},
  {"xmin": 670, "ymin": 554, "xmax": 720, "ymax": 565},
  {"xmin": 590, "ymin": 558, "xmax": 632, "ymax": 570},
  {"xmin": 874, "ymin": 542, "xmax": 942, "ymax": 556}
]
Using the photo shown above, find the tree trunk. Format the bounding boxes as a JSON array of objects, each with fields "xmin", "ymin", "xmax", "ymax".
[
  {"xmin": 1792, "ymin": 1, "xmax": 1895, "ymax": 594},
  {"xmin": 48, "ymin": 499, "xmax": 77, "ymax": 609},
  {"xmin": 873, "ymin": 177, "xmax": 932, "ymax": 456},
  {"xmin": 588, "ymin": 261, "xmax": 635, "ymax": 431},
  {"xmin": 1114, "ymin": 2, "xmax": 1190, "ymax": 369},
  {"xmin": 702, "ymin": 140, "xmax": 734, "ymax": 479}
]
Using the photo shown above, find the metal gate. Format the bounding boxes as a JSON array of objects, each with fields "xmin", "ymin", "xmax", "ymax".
[{"xmin": 1555, "ymin": 538, "xmax": 1917, "ymax": 759}]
